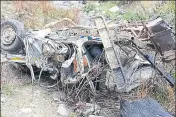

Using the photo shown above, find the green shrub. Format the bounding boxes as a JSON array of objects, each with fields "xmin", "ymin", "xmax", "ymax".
[
  {"xmin": 83, "ymin": 3, "xmax": 96, "ymax": 14},
  {"xmin": 121, "ymin": 10, "xmax": 149, "ymax": 21}
]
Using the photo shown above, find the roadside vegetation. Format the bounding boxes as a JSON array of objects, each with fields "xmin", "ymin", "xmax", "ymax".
[
  {"xmin": 83, "ymin": 1, "xmax": 175, "ymax": 31},
  {"xmin": 1, "ymin": 1, "xmax": 81, "ymax": 29}
]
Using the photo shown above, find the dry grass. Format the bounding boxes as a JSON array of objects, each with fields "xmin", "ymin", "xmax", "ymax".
[
  {"xmin": 4, "ymin": 1, "xmax": 81, "ymax": 29},
  {"xmin": 134, "ymin": 79, "xmax": 175, "ymax": 115}
]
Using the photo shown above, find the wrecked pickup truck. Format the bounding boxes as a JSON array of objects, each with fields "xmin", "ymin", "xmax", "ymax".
[{"xmin": 1, "ymin": 16, "xmax": 175, "ymax": 93}]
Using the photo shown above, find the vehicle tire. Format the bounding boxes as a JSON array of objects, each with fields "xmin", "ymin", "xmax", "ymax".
[{"xmin": 1, "ymin": 19, "xmax": 24, "ymax": 51}]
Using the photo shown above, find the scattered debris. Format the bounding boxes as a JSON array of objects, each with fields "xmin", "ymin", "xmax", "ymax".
[{"xmin": 1, "ymin": 16, "xmax": 174, "ymax": 94}]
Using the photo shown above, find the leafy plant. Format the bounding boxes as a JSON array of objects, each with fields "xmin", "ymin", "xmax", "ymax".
[
  {"xmin": 121, "ymin": 10, "xmax": 149, "ymax": 21},
  {"xmin": 83, "ymin": 3, "xmax": 96, "ymax": 14},
  {"xmin": 99, "ymin": 1, "xmax": 120, "ymax": 19},
  {"xmin": 151, "ymin": 86, "xmax": 169, "ymax": 105},
  {"xmin": 1, "ymin": 84, "xmax": 14, "ymax": 97}
]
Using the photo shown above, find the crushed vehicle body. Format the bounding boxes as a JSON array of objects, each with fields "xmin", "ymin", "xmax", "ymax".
[{"xmin": 1, "ymin": 16, "xmax": 175, "ymax": 93}]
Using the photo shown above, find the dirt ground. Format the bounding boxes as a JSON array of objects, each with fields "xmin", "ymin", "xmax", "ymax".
[
  {"xmin": 1, "ymin": 61, "xmax": 175, "ymax": 117},
  {"xmin": 1, "ymin": 63, "xmax": 122, "ymax": 117},
  {"xmin": 1, "ymin": 63, "xmax": 61, "ymax": 117}
]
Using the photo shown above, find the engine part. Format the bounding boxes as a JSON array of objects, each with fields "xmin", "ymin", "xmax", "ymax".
[
  {"xmin": 42, "ymin": 41, "xmax": 69, "ymax": 63},
  {"xmin": 42, "ymin": 42, "xmax": 68, "ymax": 56}
]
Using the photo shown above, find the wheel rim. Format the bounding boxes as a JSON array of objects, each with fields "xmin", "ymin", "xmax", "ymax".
[{"xmin": 1, "ymin": 25, "xmax": 16, "ymax": 45}]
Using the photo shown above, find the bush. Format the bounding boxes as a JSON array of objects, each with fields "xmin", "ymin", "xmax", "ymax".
[
  {"xmin": 121, "ymin": 10, "xmax": 148, "ymax": 21},
  {"xmin": 83, "ymin": 3, "xmax": 96, "ymax": 14}
]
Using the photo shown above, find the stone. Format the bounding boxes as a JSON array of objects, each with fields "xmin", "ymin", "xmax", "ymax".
[
  {"xmin": 52, "ymin": 91, "xmax": 66, "ymax": 102},
  {"xmin": 76, "ymin": 102, "xmax": 101, "ymax": 116},
  {"xmin": 52, "ymin": 92, "xmax": 60, "ymax": 101},
  {"xmin": 34, "ymin": 90, "xmax": 41, "ymax": 97},
  {"xmin": 30, "ymin": 103, "xmax": 38, "ymax": 108},
  {"xmin": 57, "ymin": 103, "xmax": 69, "ymax": 116},
  {"xmin": 1, "ymin": 97, "xmax": 6, "ymax": 103},
  {"xmin": 20, "ymin": 108, "xmax": 32, "ymax": 113},
  {"xmin": 84, "ymin": 103, "xmax": 101, "ymax": 115},
  {"xmin": 89, "ymin": 115, "xmax": 104, "ymax": 117}
]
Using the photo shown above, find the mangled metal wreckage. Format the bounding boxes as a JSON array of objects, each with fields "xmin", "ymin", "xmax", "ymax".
[{"xmin": 1, "ymin": 16, "xmax": 175, "ymax": 93}]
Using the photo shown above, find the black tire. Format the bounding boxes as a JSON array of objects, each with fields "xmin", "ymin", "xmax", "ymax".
[{"xmin": 1, "ymin": 19, "xmax": 24, "ymax": 51}]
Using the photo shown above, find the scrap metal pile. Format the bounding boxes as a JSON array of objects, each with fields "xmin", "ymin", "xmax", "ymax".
[{"xmin": 1, "ymin": 16, "xmax": 175, "ymax": 104}]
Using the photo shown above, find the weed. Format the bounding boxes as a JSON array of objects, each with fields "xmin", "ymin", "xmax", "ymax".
[
  {"xmin": 69, "ymin": 112, "xmax": 77, "ymax": 117},
  {"xmin": 1, "ymin": 84, "xmax": 14, "ymax": 97},
  {"xmin": 10, "ymin": 1, "xmax": 81, "ymax": 29},
  {"xmin": 83, "ymin": 3, "xmax": 96, "ymax": 14},
  {"xmin": 99, "ymin": 1, "xmax": 120, "ymax": 19},
  {"xmin": 173, "ymin": 73, "xmax": 176, "ymax": 79},
  {"xmin": 151, "ymin": 86, "xmax": 169, "ymax": 105}
]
